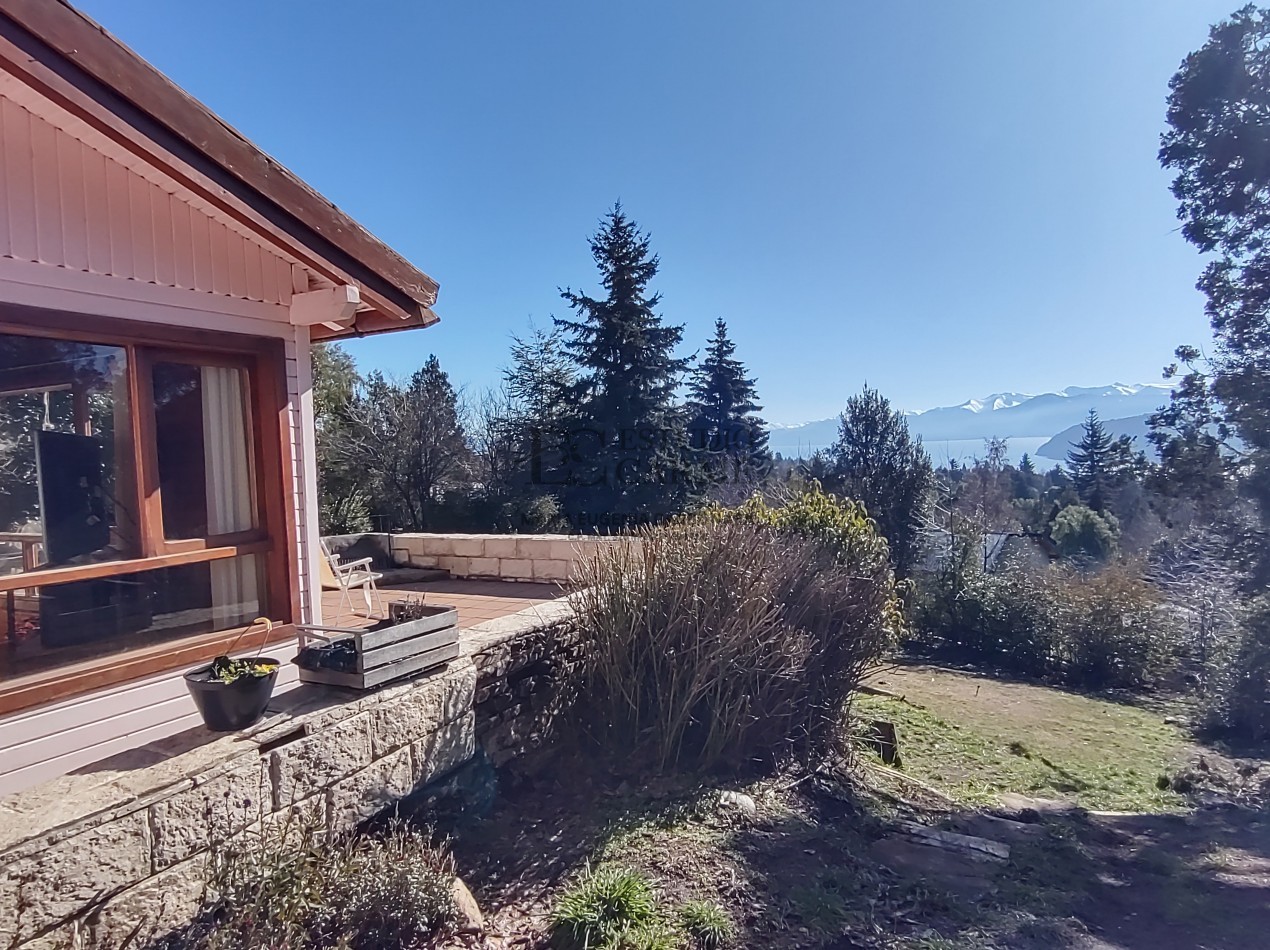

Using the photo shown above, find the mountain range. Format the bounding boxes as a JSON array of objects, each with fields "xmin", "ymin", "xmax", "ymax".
[{"xmin": 770, "ymin": 384, "xmax": 1172, "ymax": 464}]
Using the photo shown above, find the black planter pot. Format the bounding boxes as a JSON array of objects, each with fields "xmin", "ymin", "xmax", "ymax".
[{"xmin": 184, "ymin": 658, "xmax": 280, "ymax": 731}]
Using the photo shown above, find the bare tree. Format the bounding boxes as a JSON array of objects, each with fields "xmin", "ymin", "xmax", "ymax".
[
  {"xmin": 334, "ymin": 359, "xmax": 470, "ymax": 531},
  {"xmin": 952, "ymin": 438, "xmax": 1019, "ymax": 538},
  {"xmin": 466, "ymin": 384, "xmax": 522, "ymax": 501},
  {"xmin": 1148, "ymin": 531, "xmax": 1242, "ymax": 689}
]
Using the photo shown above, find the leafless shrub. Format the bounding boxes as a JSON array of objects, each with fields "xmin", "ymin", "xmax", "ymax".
[
  {"xmin": 1147, "ymin": 531, "xmax": 1243, "ymax": 687},
  {"xmin": 1047, "ymin": 561, "xmax": 1174, "ymax": 689},
  {"xmin": 153, "ymin": 815, "xmax": 455, "ymax": 950},
  {"xmin": 915, "ymin": 549, "xmax": 1175, "ymax": 689}
]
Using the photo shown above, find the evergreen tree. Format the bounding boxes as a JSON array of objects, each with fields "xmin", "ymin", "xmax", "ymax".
[
  {"xmin": 1066, "ymin": 410, "xmax": 1133, "ymax": 514},
  {"xmin": 1019, "ymin": 453, "xmax": 1036, "ymax": 476},
  {"xmin": 478, "ymin": 323, "xmax": 577, "ymax": 530},
  {"xmin": 505, "ymin": 322, "xmax": 575, "ymax": 430},
  {"xmin": 1052, "ymin": 503, "xmax": 1120, "ymax": 563},
  {"xmin": 800, "ymin": 449, "xmax": 833, "ymax": 485},
  {"xmin": 1148, "ymin": 346, "xmax": 1234, "ymax": 512},
  {"xmin": 687, "ymin": 317, "xmax": 770, "ymax": 480},
  {"xmin": 554, "ymin": 205, "xmax": 693, "ymax": 529},
  {"xmin": 827, "ymin": 386, "xmax": 934, "ymax": 576},
  {"xmin": 1158, "ymin": 6, "xmax": 1270, "ymax": 559}
]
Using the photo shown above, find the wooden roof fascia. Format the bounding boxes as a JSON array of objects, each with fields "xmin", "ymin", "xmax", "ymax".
[{"xmin": 0, "ymin": 0, "xmax": 439, "ymax": 327}]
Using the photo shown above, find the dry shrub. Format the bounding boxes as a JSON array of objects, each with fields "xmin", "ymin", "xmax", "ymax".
[
  {"xmin": 156, "ymin": 817, "xmax": 455, "ymax": 950},
  {"xmin": 1204, "ymin": 597, "xmax": 1270, "ymax": 742},
  {"xmin": 567, "ymin": 510, "xmax": 899, "ymax": 770},
  {"xmin": 1048, "ymin": 564, "xmax": 1171, "ymax": 689},
  {"xmin": 914, "ymin": 554, "xmax": 1174, "ymax": 689}
]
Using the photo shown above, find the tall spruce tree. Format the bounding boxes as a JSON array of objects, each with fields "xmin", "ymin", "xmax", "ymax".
[
  {"xmin": 1066, "ymin": 410, "xmax": 1133, "ymax": 514},
  {"xmin": 687, "ymin": 317, "xmax": 770, "ymax": 480},
  {"xmin": 554, "ymin": 205, "xmax": 692, "ymax": 529}
]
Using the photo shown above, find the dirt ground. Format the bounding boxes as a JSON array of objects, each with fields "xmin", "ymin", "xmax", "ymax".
[
  {"xmin": 1051, "ymin": 808, "xmax": 1270, "ymax": 950},
  {"xmin": 431, "ymin": 665, "xmax": 1270, "ymax": 949}
]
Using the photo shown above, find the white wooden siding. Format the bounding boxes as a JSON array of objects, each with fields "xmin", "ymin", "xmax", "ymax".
[
  {"xmin": 0, "ymin": 81, "xmax": 327, "ymax": 796},
  {"xmin": 0, "ymin": 647, "xmax": 302, "ymax": 796},
  {"xmin": 0, "ymin": 91, "xmax": 301, "ymax": 305}
]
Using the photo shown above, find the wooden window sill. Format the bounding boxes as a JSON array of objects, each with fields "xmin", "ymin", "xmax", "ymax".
[{"xmin": 0, "ymin": 541, "xmax": 271, "ymax": 594}]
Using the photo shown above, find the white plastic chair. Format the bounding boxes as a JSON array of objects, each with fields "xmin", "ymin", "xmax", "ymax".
[{"xmin": 319, "ymin": 538, "xmax": 385, "ymax": 618}]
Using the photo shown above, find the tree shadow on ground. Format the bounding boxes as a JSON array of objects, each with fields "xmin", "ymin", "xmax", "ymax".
[
  {"xmin": 994, "ymin": 805, "xmax": 1270, "ymax": 950},
  {"xmin": 423, "ymin": 746, "xmax": 1270, "ymax": 950}
]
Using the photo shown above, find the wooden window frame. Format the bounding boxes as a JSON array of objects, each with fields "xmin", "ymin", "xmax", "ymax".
[
  {"xmin": 0, "ymin": 301, "xmax": 301, "ymax": 715},
  {"xmin": 135, "ymin": 347, "xmax": 266, "ymax": 556}
]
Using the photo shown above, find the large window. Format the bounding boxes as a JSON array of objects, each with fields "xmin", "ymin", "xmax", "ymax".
[
  {"xmin": 152, "ymin": 359, "xmax": 257, "ymax": 541},
  {"xmin": 0, "ymin": 317, "xmax": 291, "ymax": 707},
  {"xmin": 0, "ymin": 336, "xmax": 134, "ymax": 568}
]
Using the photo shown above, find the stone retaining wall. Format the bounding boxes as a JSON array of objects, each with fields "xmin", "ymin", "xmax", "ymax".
[
  {"xmin": 389, "ymin": 533, "xmax": 628, "ymax": 584},
  {"xmin": 0, "ymin": 600, "xmax": 575, "ymax": 949}
]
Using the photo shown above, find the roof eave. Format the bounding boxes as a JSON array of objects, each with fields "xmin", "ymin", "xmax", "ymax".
[{"xmin": 0, "ymin": 0, "xmax": 440, "ymax": 320}]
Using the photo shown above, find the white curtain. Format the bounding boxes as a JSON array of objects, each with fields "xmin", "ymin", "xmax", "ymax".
[{"xmin": 201, "ymin": 366, "xmax": 259, "ymax": 628}]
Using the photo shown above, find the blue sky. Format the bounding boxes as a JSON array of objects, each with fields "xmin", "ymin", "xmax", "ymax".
[{"xmin": 79, "ymin": 0, "xmax": 1233, "ymax": 423}]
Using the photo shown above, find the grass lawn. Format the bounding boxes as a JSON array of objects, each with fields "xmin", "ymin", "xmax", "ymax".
[{"xmin": 856, "ymin": 664, "xmax": 1191, "ymax": 811}]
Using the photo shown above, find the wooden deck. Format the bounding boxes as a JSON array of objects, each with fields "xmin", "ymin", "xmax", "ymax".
[{"xmin": 320, "ymin": 578, "xmax": 563, "ymax": 630}]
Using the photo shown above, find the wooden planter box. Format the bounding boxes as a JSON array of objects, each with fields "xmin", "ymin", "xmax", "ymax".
[{"xmin": 295, "ymin": 604, "xmax": 459, "ymax": 689}]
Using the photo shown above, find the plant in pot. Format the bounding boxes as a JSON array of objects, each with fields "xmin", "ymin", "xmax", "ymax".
[{"xmin": 184, "ymin": 618, "xmax": 281, "ymax": 731}]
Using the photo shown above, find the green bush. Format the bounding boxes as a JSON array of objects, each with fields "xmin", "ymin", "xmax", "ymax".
[
  {"xmin": 551, "ymin": 866, "xmax": 659, "ymax": 950},
  {"xmin": 1204, "ymin": 598, "xmax": 1270, "ymax": 741},
  {"xmin": 914, "ymin": 553, "xmax": 1173, "ymax": 689},
  {"xmin": 1052, "ymin": 505, "xmax": 1120, "ymax": 563},
  {"xmin": 314, "ymin": 828, "xmax": 456, "ymax": 948},
  {"xmin": 568, "ymin": 495, "xmax": 900, "ymax": 769},
  {"xmin": 912, "ymin": 532, "xmax": 1054, "ymax": 676},
  {"xmin": 915, "ymin": 560, "xmax": 1054, "ymax": 676},
  {"xmin": 700, "ymin": 483, "xmax": 893, "ymax": 567}
]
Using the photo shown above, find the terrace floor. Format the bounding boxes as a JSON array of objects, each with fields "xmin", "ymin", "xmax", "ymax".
[{"xmin": 319, "ymin": 578, "xmax": 563, "ymax": 630}]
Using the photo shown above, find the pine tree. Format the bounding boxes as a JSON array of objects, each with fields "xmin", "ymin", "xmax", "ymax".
[
  {"xmin": 505, "ymin": 322, "xmax": 575, "ymax": 430},
  {"xmin": 1158, "ymin": 7, "xmax": 1270, "ymax": 574},
  {"xmin": 687, "ymin": 318, "xmax": 769, "ymax": 480},
  {"xmin": 1066, "ymin": 410, "xmax": 1133, "ymax": 514},
  {"xmin": 827, "ymin": 386, "xmax": 934, "ymax": 576},
  {"xmin": 476, "ymin": 323, "xmax": 578, "ymax": 529},
  {"xmin": 554, "ymin": 205, "xmax": 692, "ymax": 528}
]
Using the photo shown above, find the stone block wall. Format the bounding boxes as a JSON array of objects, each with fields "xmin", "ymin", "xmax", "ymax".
[
  {"xmin": 466, "ymin": 612, "xmax": 585, "ymax": 766},
  {"xmin": 321, "ymin": 532, "xmax": 395, "ymax": 568},
  {"xmin": 0, "ymin": 600, "xmax": 576, "ymax": 949},
  {"xmin": 389, "ymin": 533, "xmax": 630, "ymax": 583}
]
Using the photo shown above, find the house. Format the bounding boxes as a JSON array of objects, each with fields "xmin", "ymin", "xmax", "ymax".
[
  {"xmin": 918, "ymin": 528, "xmax": 1059, "ymax": 574},
  {"xmin": 0, "ymin": 0, "xmax": 439, "ymax": 796}
]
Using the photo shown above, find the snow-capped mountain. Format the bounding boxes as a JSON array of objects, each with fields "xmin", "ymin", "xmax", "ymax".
[
  {"xmin": 939, "ymin": 392, "xmax": 1032, "ymax": 415},
  {"xmin": 770, "ymin": 383, "xmax": 1172, "ymax": 463}
]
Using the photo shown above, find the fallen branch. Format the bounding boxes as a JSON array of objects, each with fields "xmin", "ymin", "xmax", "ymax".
[
  {"xmin": 865, "ymin": 762, "xmax": 958, "ymax": 805},
  {"xmin": 893, "ymin": 820, "xmax": 1011, "ymax": 862},
  {"xmin": 856, "ymin": 684, "xmax": 905, "ymax": 700}
]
